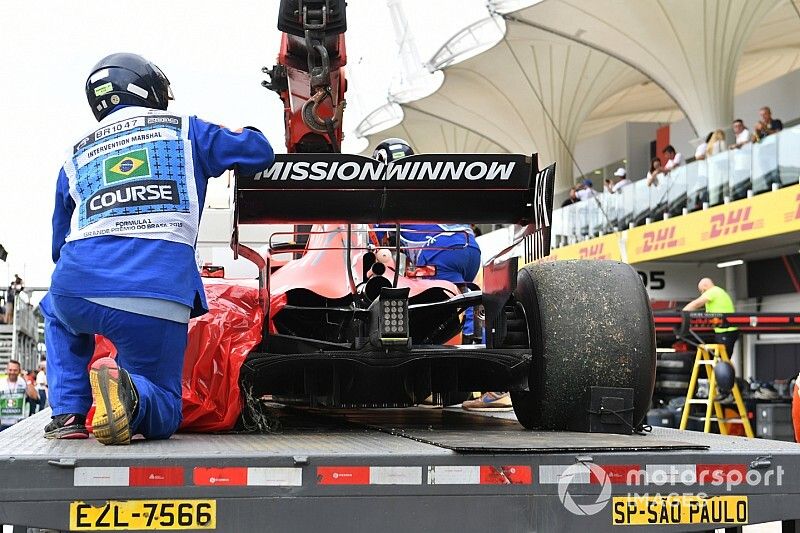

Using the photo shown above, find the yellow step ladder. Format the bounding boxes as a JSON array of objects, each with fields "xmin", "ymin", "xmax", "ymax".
[{"xmin": 678, "ymin": 343, "xmax": 754, "ymax": 438}]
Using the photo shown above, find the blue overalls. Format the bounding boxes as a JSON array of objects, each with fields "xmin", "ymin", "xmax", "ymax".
[
  {"xmin": 379, "ymin": 224, "xmax": 481, "ymax": 336},
  {"xmin": 42, "ymin": 106, "xmax": 274, "ymax": 439}
]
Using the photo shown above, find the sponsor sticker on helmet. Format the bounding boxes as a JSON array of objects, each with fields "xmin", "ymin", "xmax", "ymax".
[
  {"xmin": 89, "ymin": 68, "xmax": 110, "ymax": 84},
  {"xmin": 127, "ymin": 83, "xmax": 149, "ymax": 99},
  {"xmin": 94, "ymin": 82, "xmax": 113, "ymax": 97}
]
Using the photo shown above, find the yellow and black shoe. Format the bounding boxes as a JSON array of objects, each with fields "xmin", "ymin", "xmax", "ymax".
[{"xmin": 89, "ymin": 357, "xmax": 139, "ymax": 445}]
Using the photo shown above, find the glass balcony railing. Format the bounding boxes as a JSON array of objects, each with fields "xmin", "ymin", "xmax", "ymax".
[{"xmin": 550, "ymin": 124, "xmax": 800, "ymax": 248}]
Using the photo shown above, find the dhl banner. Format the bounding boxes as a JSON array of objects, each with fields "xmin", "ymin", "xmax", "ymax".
[
  {"xmin": 542, "ymin": 233, "xmax": 623, "ymax": 262},
  {"xmin": 528, "ymin": 184, "xmax": 800, "ymax": 266},
  {"xmin": 627, "ymin": 184, "xmax": 800, "ymax": 263}
]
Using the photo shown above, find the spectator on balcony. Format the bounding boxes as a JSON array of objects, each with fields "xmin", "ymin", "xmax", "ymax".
[
  {"xmin": 663, "ymin": 145, "xmax": 683, "ymax": 171},
  {"xmin": 561, "ymin": 187, "xmax": 579, "ymax": 207},
  {"xmin": 694, "ymin": 132, "xmax": 713, "ymax": 161},
  {"xmin": 576, "ymin": 179, "xmax": 597, "ymax": 201},
  {"xmin": 706, "ymin": 129, "xmax": 727, "ymax": 157},
  {"xmin": 605, "ymin": 168, "xmax": 631, "ymax": 193},
  {"xmin": 4, "ymin": 275, "xmax": 23, "ymax": 324},
  {"xmin": 731, "ymin": 119, "xmax": 752, "ymax": 149},
  {"xmin": 754, "ymin": 106, "xmax": 783, "ymax": 141},
  {"xmin": 646, "ymin": 157, "xmax": 665, "ymax": 187}
]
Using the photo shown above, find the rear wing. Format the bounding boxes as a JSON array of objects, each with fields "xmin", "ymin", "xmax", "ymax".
[
  {"xmin": 231, "ymin": 153, "xmax": 555, "ymax": 317},
  {"xmin": 234, "ymin": 153, "xmax": 554, "ymax": 226}
]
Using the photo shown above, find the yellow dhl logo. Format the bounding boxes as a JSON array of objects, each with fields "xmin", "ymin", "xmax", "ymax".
[{"xmin": 703, "ymin": 207, "xmax": 764, "ymax": 240}]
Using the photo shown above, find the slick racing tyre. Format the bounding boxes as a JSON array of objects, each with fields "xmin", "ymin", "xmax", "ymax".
[{"xmin": 510, "ymin": 260, "xmax": 656, "ymax": 431}]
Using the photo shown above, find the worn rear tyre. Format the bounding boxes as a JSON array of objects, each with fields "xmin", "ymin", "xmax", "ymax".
[{"xmin": 510, "ymin": 260, "xmax": 656, "ymax": 431}]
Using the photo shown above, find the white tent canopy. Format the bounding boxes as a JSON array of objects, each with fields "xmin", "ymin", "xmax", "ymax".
[
  {"xmin": 574, "ymin": 0, "xmax": 800, "ymax": 140},
  {"xmin": 360, "ymin": 0, "xmax": 800, "ymax": 194},
  {"xmin": 367, "ymin": 16, "xmax": 642, "ymax": 192},
  {"xmin": 509, "ymin": 0, "xmax": 781, "ymax": 138}
]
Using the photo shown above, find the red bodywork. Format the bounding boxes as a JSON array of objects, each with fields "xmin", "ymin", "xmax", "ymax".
[{"xmin": 269, "ymin": 224, "xmax": 458, "ymax": 301}]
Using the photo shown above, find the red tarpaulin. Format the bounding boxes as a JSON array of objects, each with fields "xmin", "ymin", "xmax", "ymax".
[
  {"xmin": 90, "ymin": 283, "xmax": 281, "ymax": 432},
  {"xmin": 179, "ymin": 284, "xmax": 264, "ymax": 432}
]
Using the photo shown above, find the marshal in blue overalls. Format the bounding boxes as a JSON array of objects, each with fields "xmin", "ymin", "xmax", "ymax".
[{"xmin": 42, "ymin": 53, "xmax": 275, "ymax": 444}]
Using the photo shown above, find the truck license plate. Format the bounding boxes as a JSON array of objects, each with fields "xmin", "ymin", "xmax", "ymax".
[
  {"xmin": 612, "ymin": 495, "xmax": 747, "ymax": 525},
  {"xmin": 70, "ymin": 499, "xmax": 216, "ymax": 530}
]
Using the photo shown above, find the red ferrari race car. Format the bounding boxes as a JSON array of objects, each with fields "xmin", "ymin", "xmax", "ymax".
[
  {"xmin": 175, "ymin": 0, "xmax": 655, "ymax": 434},
  {"xmin": 227, "ymin": 151, "xmax": 657, "ymax": 433}
]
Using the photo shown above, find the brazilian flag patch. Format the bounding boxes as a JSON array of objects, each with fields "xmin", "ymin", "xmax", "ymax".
[{"xmin": 104, "ymin": 149, "xmax": 151, "ymax": 183}]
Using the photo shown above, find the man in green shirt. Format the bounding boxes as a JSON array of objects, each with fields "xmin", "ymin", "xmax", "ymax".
[{"xmin": 683, "ymin": 278, "xmax": 738, "ymax": 357}]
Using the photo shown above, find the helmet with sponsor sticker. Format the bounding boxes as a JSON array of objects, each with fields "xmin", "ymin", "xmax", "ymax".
[
  {"xmin": 372, "ymin": 138, "xmax": 414, "ymax": 164},
  {"xmin": 86, "ymin": 53, "xmax": 174, "ymax": 121}
]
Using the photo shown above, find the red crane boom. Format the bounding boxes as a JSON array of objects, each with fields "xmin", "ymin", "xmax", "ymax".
[{"xmin": 264, "ymin": 0, "xmax": 347, "ymax": 153}]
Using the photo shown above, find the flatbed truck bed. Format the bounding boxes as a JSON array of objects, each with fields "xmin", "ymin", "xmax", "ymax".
[{"xmin": 2, "ymin": 408, "xmax": 800, "ymax": 532}]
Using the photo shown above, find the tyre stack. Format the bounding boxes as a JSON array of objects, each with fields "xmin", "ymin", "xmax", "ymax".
[{"xmin": 650, "ymin": 351, "xmax": 695, "ymax": 427}]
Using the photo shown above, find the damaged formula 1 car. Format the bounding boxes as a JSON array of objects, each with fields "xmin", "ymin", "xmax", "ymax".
[
  {"xmin": 232, "ymin": 151, "xmax": 656, "ymax": 433},
  {"xmin": 230, "ymin": 0, "xmax": 655, "ymax": 433}
]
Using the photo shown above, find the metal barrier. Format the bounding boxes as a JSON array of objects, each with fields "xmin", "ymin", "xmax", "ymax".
[
  {"xmin": 0, "ymin": 292, "xmax": 40, "ymax": 372},
  {"xmin": 552, "ymin": 125, "xmax": 800, "ymax": 247}
]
